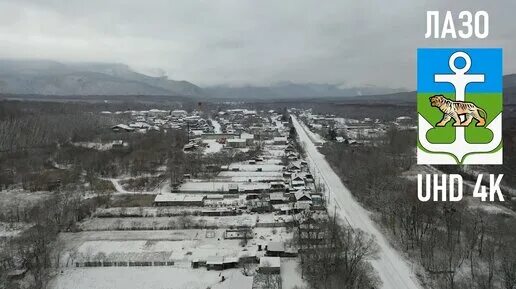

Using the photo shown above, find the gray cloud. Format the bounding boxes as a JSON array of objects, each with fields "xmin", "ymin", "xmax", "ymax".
[{"xmin": 0, "ymin": 0, "xmax": 514, "ymax": 89}]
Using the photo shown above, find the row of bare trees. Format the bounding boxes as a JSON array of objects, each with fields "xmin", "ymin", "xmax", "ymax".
[
  {"xmin": 294, "ymin": 212, "xmax": 381, "ymax": 289},
  {"xmin": 320, "ymin": 127, "xmax": 516, "ymax": 289},
  {"xmin": 1, "ymin": 190, "xmax": 107, "ymax": 289}
]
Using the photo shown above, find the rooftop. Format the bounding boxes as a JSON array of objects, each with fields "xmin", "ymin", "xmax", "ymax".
[
  {"xmin": 259, "ymin": 256, "xmax": 281, "ymax": 268},
  {"xmin": 154, "ymin": 194, "xmax": 205, "ymax": 203}
]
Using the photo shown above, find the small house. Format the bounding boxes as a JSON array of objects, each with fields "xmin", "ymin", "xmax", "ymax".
[
  {"xmin": 288, "ymin": 163, "xmax": 301, "ymax": 172},
  {"xmin": 291, "ymin": 175, "xmax": 305, "ymax": 188},
  {"xmin": 295, "ymin": 191, "xmax": 312, "ymax": 202},
  {"xmin": 154, "ymin": 194, "xmax": 206, "ymax": 206},
  {"xmin": 266, "ymin": 242, "xmax": 285, "ymax": 257},
  {"xmin": 273, "ymin": 137, "xmax": 288, "ymax": 145},
  {"xmin": 270, "ymin": 182, "xmax": 286, "ymax": 192},
  {"xmin": 240, "ymin": 133, "xmax": 255, "ymax": 145},
  {"xmin": 112, "ymin": 124, "xmax": 135, "ymax": 132},
  {"xmin": 227, "ymin": 138, "xmax": 247, "ymax": 148},
  {"xmin": 259, "ymin": 257, "xmax": 281, "ymax": 274},
  {"xmin": 228, "ymin": 184, "xmax": 239, "ymax": 193},
  {"xmin": 269, "ymin": 192, "xmax": 286, "ymax": 205},
  {"xmin": 206, "ymin": 256, "xmax": 238, "ymax": 270}
]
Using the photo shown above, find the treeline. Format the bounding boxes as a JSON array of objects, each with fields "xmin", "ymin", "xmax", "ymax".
[
  {"xmin": 320, "ymin": 128, "xmax": 516, "ymax": 289},
  {"xmin": 0, "ymin": 100, "xmax": 132, "ymax": 152},
  {"xmin": 0, "ymin": 191, "xmax": 108, "ymax": 289},
  {"xmin": 294, "ymin": 213, "xmax": 381, "ymax": 289},
  {"xmin": 0, "ymin": 100, "xmax": 192, "ymax": 190}
]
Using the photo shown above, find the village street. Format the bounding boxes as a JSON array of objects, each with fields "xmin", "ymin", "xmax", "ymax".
[{"xmin": 291, "ymin": 115, "xmax": 422, "ymax": 289}]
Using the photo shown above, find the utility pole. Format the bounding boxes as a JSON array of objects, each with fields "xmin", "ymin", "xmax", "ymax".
[{"xmin": 187, "ymin": 122, "xmax": 190, "ymax": 142}]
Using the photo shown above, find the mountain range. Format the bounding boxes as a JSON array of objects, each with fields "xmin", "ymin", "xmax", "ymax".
[
  {"xmin": 0, "ymin": 59, "xmax": 403, "ymax": 99},
  {"xmin": 0, "ymin": 59, "xmax": 513, "ymax": 103},
  {"xmin": 0, "ymin": 59, "xmax": 202, "ymax": 97}
]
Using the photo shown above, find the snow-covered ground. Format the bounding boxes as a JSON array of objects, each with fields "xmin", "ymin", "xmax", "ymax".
[
  {"xmin": 227, "ymin": 164, "xmax": 284, "ymax": 172},
  {"xmin": 218, "ymin": 171, "xmax": 283, "ymax": 178},
  {"xmin": 211, "ymin": 118, "xmax": 222, "ymax": 133},
  {"xmin": 50, "ymin": 267, "xmax": 251, "ymax": 289},
  {"xmin": 79, "ymin": 215, "xmax": 258, "ymax": 231},
  {"xmin": 178, "ymin": 181, "xmax": 270, "ymax": 192},
  {"xmin": 58, "ymin": 228, "xmax": 293, "ymax": 251},
  {"xmin": 57, "ymin": 227, "xmax": 293, "ymax": 269},
  {"xmin": 203, "ymin": 139, "xmax": 224, "ymax": 154},
  {"xmin": 107, "ymin": 178, "xmax": 168, "ymax": 195},
  {"xmin": 93, "ymin": 206, "xmax": 205, "ymax": 217},
  {"xmin": 281, "ymin": 258, "xmax": 308, "ymax": 289},
  {"xmin": 72, "ymin": 141, "xmax": 127, "ymax": 151},
  {"xmin": 292, "ymin": 116, "xmax": 422, "ymax": 289}
]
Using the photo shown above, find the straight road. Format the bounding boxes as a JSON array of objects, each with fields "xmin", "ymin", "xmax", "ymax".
[{"xmin": 291, "ymin": 115, "xmax": 422, "ymax": 289}]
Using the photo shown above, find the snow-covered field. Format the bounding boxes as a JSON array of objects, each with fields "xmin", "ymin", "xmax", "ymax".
[
  {"xmin": 79, "ymin": 215, "xmax": 257, "ymax": 231},
  {"xmin": 218, "ymin": 171, "xmax": 283, "ymax": 177},
  {"xmin": 203, "ymin": 139, "xmax": 224, "ymax": 154},
  {"xmin": 217, "ymin": 171, "xmax": 284, "ymax": 182},
  {"xmin": 292, "ymin": 116, "xmax": 422, "ymax": 289},
  {"xmin": 281, "ymin": 258, "xmax": 307, "ymax": 289},
  {"xmin": 59, "ymin": 228, "xmax": 292, "ymax": 249},
  {"xmin": 227, "ymin": 164, "xmax": 284, "ymax": 172},
  {"xmin": 50, "ymin": 267, "xmax": 252, "ymax": 289},
  {"xmin": 72, "ymin": 141, "xmax": 127, "ymax": 151},
  {"xmin": 58, "ymin": 227, "xmax": 293, "ymax": 268},
  {"xmin": 179, "ymin": 181, "xmax": 270, "ymax": 192},
  {"xmin": 93, "ymin": 206, "xmax": 204, "ymax": 217},
  {"xmin": 72, "ymin": 238, "xmax": 246, "ymax": 263},
  {"xmin": 108, "ymin": 178, "xmax": 166, "ymax": 195}
]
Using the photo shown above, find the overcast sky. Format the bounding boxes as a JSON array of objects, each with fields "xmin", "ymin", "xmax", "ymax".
[{"xmin": 0, "ymin": 0, "xmax": 514, "ymax": 89}]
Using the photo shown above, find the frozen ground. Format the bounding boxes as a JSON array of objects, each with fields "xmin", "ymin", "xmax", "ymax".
[
  {"xmin": 79, "ymin": 213, "xmax": 294, "ymax": 231},
  {"xmin": 72, "ymin": 141, "xmax": 127, "ymax": 151},
  {"xmin": 292, "ymin": 116, "xmax": 422, "ymax": 289},
  {"xmin": 227, "ymin": 164, "xmax": 284, "ymax": 172},
  {"xmin": 217, "ymin": 171, "xmax": 284, "ymax": 182},
  {"xmin": 107, "ymin": 177, "xmax": 169, "ymax": 195},
  {"xmin": 211, "ymin": 118, "xmax": 222, "ymax": 133},
  {"xmin": 58, "ymin": 228, "xmax": 293, "ymax": 249},
  {"xmin": 93, "ymin": 206, "xmax": 205, "ymax": 217},
  {"xmin": 79, "ymin": 215, "xmax": 257, "ymax": 231},
  {"xmin": 281, "ymin": 258, "xmax": 308, "ymax": 289},
  {"xmin": 217, "ymin": 175, "xmax": 284, "ymax": 182},
  {"xmin": 203, "ymin": 139, "xmax": 224, "ymax": 154},
  {"xmin": 49, "ymin": 267, "xmax": 251, "ymax": 289},
  {"xmin": 218, "ymin": 171, "xmax": 283, "ymax": 177},
  {"xmin": 58, "ymin": 227, "xmax": 293, "ymax": 268},
  {"xmin": 179, "ymin": 181, "xmax": 270, "ymax": 192}
]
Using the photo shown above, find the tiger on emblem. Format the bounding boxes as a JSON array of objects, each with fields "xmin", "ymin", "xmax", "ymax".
[{"xmin": 429, "ymin": 94, "xmax": 487, "ymax": 127}]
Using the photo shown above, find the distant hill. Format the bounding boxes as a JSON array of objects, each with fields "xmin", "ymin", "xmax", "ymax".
[
  {"xmin": 0, "ymin": 59, "xmax": 203, "ymax": 97},
  {"xmin": 204, "ymin": 82, "xmax": 405, "ymax": 100},
  {"xmin": 339, "ymin": 74, "xmax": 516, "ymax": 104}
]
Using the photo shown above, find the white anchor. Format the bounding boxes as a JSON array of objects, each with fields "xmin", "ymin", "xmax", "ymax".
[{"xmin": 418, "ymin": 51, "xmax": 502, "ymax": 163}]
